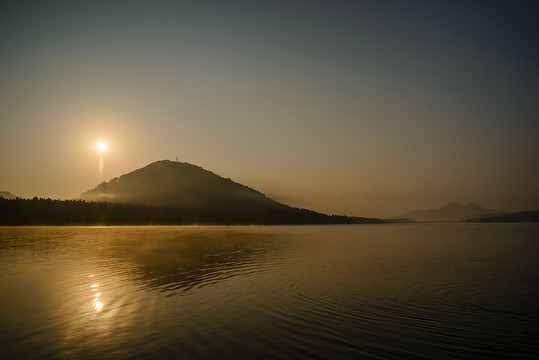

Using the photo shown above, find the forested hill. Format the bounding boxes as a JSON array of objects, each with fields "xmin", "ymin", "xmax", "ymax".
[
  {"xmin": 3, "ymin": 160, "xmax": 390, "ymax": 225},
  {"xmin": 81, "ymin": 160, "xmax": 282, "ymax": 210}
]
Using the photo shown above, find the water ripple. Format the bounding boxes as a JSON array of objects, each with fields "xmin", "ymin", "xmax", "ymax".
[{"xmin": 1, "ymin": 225, "xmax": 539, "ymax": 359}]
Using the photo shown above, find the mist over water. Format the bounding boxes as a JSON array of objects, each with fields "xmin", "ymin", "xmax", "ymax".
[{"xmin": 1, "ymin": 224, "xmax": 538, "ymax": 359}]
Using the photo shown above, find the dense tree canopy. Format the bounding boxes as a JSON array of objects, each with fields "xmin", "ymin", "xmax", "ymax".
[{"xmin": 0, "ymin": 197, "xmax": 383, "ymax": 225}]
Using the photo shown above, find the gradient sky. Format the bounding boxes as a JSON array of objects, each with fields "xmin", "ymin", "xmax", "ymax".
[{"xmin": 1, "ymin": 0, "xmax": 538, "ymax": 217}]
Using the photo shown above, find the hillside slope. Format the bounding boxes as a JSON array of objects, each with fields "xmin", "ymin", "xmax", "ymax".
[{"xmin": 81, "ymin": 160, "xmax": 283, "ymax": 210}]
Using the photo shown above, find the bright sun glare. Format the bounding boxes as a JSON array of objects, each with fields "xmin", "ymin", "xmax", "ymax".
[{"xmin": 97, "ymin": 142, "xmax": 107, "ymax": 152}]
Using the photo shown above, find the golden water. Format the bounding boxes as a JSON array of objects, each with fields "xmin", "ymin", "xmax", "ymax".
[{"xmin": 1, "ymin": 224, "xmax": 538, "ymax": 359}]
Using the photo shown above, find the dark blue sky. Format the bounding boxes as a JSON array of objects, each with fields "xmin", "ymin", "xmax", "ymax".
[{"xmin": 1, "ymin": 0, "xmax": 538, "ymax": 216}]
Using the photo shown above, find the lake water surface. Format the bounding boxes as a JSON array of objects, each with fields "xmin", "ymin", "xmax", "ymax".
[{"xmin": 1, "ymin": 224, "xmax": 538, "ymax": 359}]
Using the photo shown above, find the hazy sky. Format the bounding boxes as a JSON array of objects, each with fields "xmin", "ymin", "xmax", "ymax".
[{"xmin": 1, "ymin": 0, "xmax": 538, "ymax": 217}]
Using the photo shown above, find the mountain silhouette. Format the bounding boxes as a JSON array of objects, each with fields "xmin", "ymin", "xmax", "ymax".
[
  {"xmin": 81, "ymin": 160, "xmax": 284, "ymax": 210},
  {"xmin": 397, "ymin": 201, "xmax": 505, "ymax": 222},
  {"xmin": 0, "ymin": 161, "xmax": 387, "ymax": 225},
  {"xmin": 0, "ymin": 191, "xmax": 17, "ymax": 199}
]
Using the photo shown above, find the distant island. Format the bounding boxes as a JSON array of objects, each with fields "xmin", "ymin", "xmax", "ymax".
[{"xmin": 1, "ymin": 160, "xmax": 387, "ymax": 225}]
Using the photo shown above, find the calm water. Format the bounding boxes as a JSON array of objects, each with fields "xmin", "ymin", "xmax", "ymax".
[{"xmin": 1, "ymin": 224, "xmax": 538, "ymax": 359}]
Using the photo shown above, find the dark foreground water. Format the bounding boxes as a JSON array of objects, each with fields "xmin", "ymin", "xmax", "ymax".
[{"xmin": 1, "ymin": 224, "xmax": 538, "ymax": 359}]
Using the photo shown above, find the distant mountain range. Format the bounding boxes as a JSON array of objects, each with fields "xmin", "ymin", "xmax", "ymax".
[{"xmin": 397, "ymin": 202, "xmax": 505, "ymax": 222}]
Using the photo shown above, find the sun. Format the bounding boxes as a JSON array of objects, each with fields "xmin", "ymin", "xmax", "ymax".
[{"xmin": 97, "ymin": 142, "xmax": 107, "ymax": 152}]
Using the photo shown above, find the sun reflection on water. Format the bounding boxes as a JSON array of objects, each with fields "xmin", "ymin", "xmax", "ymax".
[{"xmin": 89, "ymin": 276, "xmax": 103, "ymax": 312}]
